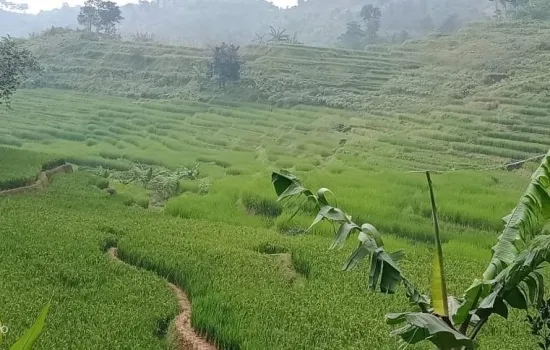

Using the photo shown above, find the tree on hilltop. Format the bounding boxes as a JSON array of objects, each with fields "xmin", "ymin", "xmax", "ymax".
[
  {"xmin": 78, "ymin": 0, "xmax": 100, "ymax": 32},
  {"xmin": 207, "ymin": 43, "xmax": 243, "ymax": 89},
  {"xmin": 0, "ymin": 36, "xmax": 39, "ymax": 107},
  {"xmin": 78, "ymin": 0, "xmax": 123, "ymax": 35},
  {"xmin": 360, "ymin": 4, "xmax": 382, "ymax": 40},
  {"xmin": 337, "ymin": 21, "xmax": 366, "ymax": 50}
]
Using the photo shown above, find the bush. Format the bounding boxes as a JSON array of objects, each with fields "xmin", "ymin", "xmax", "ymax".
[
  {"xmin": 41, "ymin": 159, "xmax": 66, "ymax": 171},
  {"xmin": 242, "ymin": 193, "xmax": 282, "ymax": 218}
]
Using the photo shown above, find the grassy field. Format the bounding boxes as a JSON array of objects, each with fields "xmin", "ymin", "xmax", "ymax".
[
  {"xmin": 0, "ymin": 149, "xmax": 543, "ymax": 350},
  {"xmin": 1, "ymin": 20, "xmax": 550, "ymax": 350}
]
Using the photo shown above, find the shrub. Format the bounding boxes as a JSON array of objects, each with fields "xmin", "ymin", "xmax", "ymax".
[{"xmin": 242, "ymin": 193, "xmax": 282, "ymax": 218}]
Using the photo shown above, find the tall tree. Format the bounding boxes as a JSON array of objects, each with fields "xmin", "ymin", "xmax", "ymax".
[
  {"xmin": 98, "ymin": 1, "xmax": 124, "ymax": 35},
  {"xmin": 0, "ymin": 36, "xmax": 39, "ymax": 107},
  {"xmin": 78, "ymin": 0, "xmax": 123, "ymax": 35},
  {"xmin": 78, "ymin": 0, "xmax": 101, "ymax": 32},
  {"xmin": 360, "ymin": 4, "xmax": 382, "ymax": 40},
  {"xmin": 207, "ymin": 43, "xmax": 243, "ymax": 89},
  {"xmin": 336, "ymin": 21, "xmax": 366, "ymax": 50}
]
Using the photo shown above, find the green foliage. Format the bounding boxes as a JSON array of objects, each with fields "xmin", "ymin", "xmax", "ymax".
[
  {"xmin": 271, "ymin": 171, "xmax": 422, "ymax": 297},
  {"xmin": 78, "ymin": 0, "xmax": 123, "ymax": 35},
  {"xmin": 483, "ymin": 149, "xmax": 550, "ymax": 279},
  {"xmin": 5, "ymin": 21, "xmax": 550, "ymax": 350},
  {"xmin": 272, "ymin": 150, "xmax": 550, "ymax": 349},
  {"xmin": 426, "ymin": 172, "xmax": 449, "ymax": 318},
  {"xmin": 0, "ymin": 36, "xmax": 38, "ymax": 107},
  {"xmin": 0, "ymin": 147, "xmax": 60, "ymax": 190},
  {"xmin": 207, "ymin": 43, "xmax": 243, "ymax": 89},
  {"xmin": 81, "ymin": 163, "xmax": 200, "ymax": 205},
  {"xmin": 337, "ymin": 22, "xmax": 366, "ymax": 50},
  {"xmin": 360, "ymin": 4, "xmax": 382, "ymax": 40},
  {"xmin": 8, "ymin": 303, "xmax": 50, "ymax": 350},
  {"xmin": 526, "ymin": 297, "xmax": 550, "ymax": 350}
]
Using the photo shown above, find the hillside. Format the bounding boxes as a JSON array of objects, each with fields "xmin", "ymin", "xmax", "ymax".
[
  {"xmin": 14, "ymin": 20, "xmax": 550, "ymax": 170},
  {"xmin": 2, "ymin": 18, "xmax": 550, "ymax": 350}
]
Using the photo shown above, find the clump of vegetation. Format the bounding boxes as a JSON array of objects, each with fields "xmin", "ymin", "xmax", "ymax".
[
  {"xmin": 242, "ymin": 193, "xmax": 282, "ymax": 218},
  {"xmin": 0, "ymin": 36, "xmax": 39, "ymax": 107},
  {"xmin": 526, "ymin": 298, "xmax": 550, "ymax": 350},
  {"xmin": 207, "ymin": 43, "xmax": 244, "ymax": 89},
  {"xmin": 77, "ymin": 0, "xmax": 123, "ymax": 36},
  {"xmin": 132, "ymin": 31, "xmax": 155, "ymax": 43},
  {"xmin": 360, "ymin": 4, "xmax": 382, "ymax": 41},
  {"xmin": 81, "ymin": 163, "xmax": 200, "ymax": 205}
]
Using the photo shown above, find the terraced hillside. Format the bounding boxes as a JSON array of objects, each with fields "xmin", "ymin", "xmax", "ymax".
[
  {"xmin": 2, "ymin": 20, "xmax": 550, "ymax": 350},
  {"xmin": 16, "ymin": 21, "xmax": 550, "ymax": 168},
  {"xmin": 25, "ymin": 29, "xmax": 421, "ymax": 107}
]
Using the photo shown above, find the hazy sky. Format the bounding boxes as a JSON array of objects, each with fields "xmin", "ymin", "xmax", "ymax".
[{"xmin": 12, "ymin": 0, "xmax": 298, "ymax": 13}]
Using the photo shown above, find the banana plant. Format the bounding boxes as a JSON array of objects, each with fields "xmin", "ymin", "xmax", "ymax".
[
  {"xmin": 267, "ymin": 26, "xmax": 290, "ymax": 44},
  {"xmin": 0, "ymin": 302, "xmax": 50, "ymax": 350},
  {"xmin": 271, "ymin": 149, "xmax": 550, "ymax": 349}
]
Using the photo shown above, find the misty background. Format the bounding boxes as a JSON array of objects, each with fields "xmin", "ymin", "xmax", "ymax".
[{"xmin": 1, "ymin": 0, "xmax": 494, "ymax": 47}]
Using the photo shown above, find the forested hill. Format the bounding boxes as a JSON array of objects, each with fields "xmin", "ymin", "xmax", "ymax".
[{"xmin": 1, "ymin": 0, "xmax": 492, "ymax": 46}]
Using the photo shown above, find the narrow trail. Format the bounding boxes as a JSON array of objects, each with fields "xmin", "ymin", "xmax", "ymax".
[{"xmin": 107, "ymin": 248, "xmax": 217, "ymax": 350}]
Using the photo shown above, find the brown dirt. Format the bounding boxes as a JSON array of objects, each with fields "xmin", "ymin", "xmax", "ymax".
[{"xmin": 107, "ymin": 248, "xmax": 217, "ymax": 350}]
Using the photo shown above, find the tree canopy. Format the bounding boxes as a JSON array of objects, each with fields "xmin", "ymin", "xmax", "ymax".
[
  {"xmin": 0, "ymin": 36, "xmax": 38, "ymax": 107},
  {"xmin": 207, "ymin": 43, "xmax": 243, "ymax": 89},
  {"xmin": 78, "ymin": 0, "xmax": 123, "ymax": 35}
]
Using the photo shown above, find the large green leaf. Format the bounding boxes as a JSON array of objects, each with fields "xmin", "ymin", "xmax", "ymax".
[
  {"xmin": 387, "ymin": 312, "xmax": 474, "ymax": 350},
  {"xmin": 330, "ymin": 222, "xmax": 360, "ymax": 249},
  {"xmin": 495, "ymin": 235, "xmax": 550, "ymax": 310},
  {"xmin": 359, "ymin": 223, "xmax": 384, "ymax": 247},
  {"xmin": 453, "ymin": 279, "xmax": 490, "ymax": 326},
  {"xmin": 308, "ymin": 205, "xmax": 349, "ymax": 231},
  {"xmin": 271, "ymin": 171, "xmax": 308, "ymax": 201},
  {"xmin": 403, "ymin": 278, "xmax": 431, "ymax": 311},
  {"xmin": 483, "ymin": 150, "xmax": 550, "ymax": 280},
  {"xmin": 476, "ymin": 291, "xmax": 509, "ymax": 319},
  {"xmin": 316, "ymin": 188, "xmax": 335, "ymax": 207},
  {"xmin": 10, "ymin": 302, "xmax": 50, "ymax": 350},
  {"xmin": 343, "ymin": 240, "xmax": 405, "ymax": 293}
]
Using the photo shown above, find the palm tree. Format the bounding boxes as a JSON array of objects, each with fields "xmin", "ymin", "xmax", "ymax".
[
  {"xmin": 288, "ymin": 32, "xmax": 303, "ymax": 45},
  {"xmin": 253, "ymin": 32, "xmax": 266, "ymax": 45},
  {"xmin": 268, "ymin": 26, "xmax": 290, "ymax": 44}
]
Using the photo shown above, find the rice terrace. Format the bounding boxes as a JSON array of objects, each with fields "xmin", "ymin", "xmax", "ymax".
[{"xmin": 2, "ymin": 1, "xmax": 550, "ymax": 349}]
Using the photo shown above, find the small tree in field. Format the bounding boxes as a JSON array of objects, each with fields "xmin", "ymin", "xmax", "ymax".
[
  {"xmin": 0, "ymin": 36, "xmax": 39, "ymax": 107},
  {"xmin": 207, "ymin": 43, "xmax": 243, "ymax": 89}
]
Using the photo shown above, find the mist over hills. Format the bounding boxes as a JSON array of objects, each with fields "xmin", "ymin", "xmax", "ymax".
[{"xmin": 1, "ymin": 0, "xmax": 492, "ymax": 46}]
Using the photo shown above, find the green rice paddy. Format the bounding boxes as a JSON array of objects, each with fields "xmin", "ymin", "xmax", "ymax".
[{"xmin": 2, "ymin": 20, "xmax": 550, "ymax": 349}]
